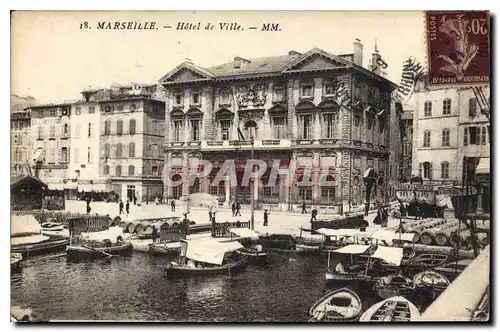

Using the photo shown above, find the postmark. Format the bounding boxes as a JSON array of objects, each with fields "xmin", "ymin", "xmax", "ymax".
[{"xmin": 426, "ymin": 11, "xmax": 490, "ymax": 86}]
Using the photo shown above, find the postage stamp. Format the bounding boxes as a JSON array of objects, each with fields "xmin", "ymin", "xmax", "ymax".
[{"xmin": 426, "ymin": 11, "xmax": 490, "ymax": 86}]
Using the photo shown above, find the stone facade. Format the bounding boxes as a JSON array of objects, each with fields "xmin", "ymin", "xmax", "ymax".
[{"xmin": 160, "ymin": 45, "xmax": 398, "ymax": 211}]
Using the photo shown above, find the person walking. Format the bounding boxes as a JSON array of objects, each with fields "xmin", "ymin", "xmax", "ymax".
[
  {"xmin": 301, "ymin": 201, "xmax": 307, "ymax": 214},
  {"xmin": 133, "ymin": 194, "xmax": 137, "ymax": 206},
  {"xmin": 151, "ymin": 226, "xmax": 158, "ymax": 244},
  {"xmin": 119, "ymin": 199, "xmax": 124, "ymax": 215},
  {"xmin": 125, "ymin": 200, "xmax": 130, "ymax": 215},
  {"xmin": 311, "ymin": 207, "xmax": 318, "ymax": 222},
  {"xmin": 263, "ymin": 209, "xmax": 269, "ymax": 226},
  {"xmin": 235, "ymin": 202, "xmax": 242, "ymax": 216},
  {"xmin": 231, "ymin": 201, "xmax": 236, "ymax": 217},
  {"xmin": 171, "ymin": 199, "xmax": 176, "ymax": 212},
  {"xmin": 86, "ymin": 197, "xmax": 92, "ymax": 214}
]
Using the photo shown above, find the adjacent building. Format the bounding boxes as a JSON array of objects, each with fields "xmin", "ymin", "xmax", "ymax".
[
  {"xmin": 160, "ymin": 41, "xmax": 399, "ymax": 211},
  {"xmin": 11, "ymin": 95, "xmax": 36, "ymax": 180},
  {"xmin": 400, "ymin": 104, "xmax": 414, "ymax": 181},
  {"xmin": 29, "ymin": 103, "xmax": 73, "ymax": 189},
  {"xmin": 96, "ymin": 84, "xmax": 166, "ymax": 202}
]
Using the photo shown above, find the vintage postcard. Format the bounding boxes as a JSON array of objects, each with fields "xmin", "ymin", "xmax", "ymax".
[{"xmin": 10, "ymin": 10, "xmax": 490, "ymax": 323}]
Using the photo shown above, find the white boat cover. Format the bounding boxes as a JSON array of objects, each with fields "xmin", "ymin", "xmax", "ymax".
[
  {"xmin": 185, "ymin": 238, "xmax": 243, "ymax": 266},
  {"xmin": 394, "ymin": 233, "xmax": 416, "ymax": 242},
  {"xmin": 334, "ymin": 244, "xmax": 370, "ymax": 255},
  {"xmin": 11, "ymin": 214, "xmax": 42, "ymax": 237},
  {"xmin": 228, "ymin": 227, "xmax": 259, "ymax": 240},
  {"xmin": 11, "ymin": 234, "xmax": 50, "ymax": 246},
  {"xmin": 370, "ymin": 229, "xmax": 396, "ymax": 243},
  {"xmin": 80, "ymin": 226, "xmax": 125, "ymax": 242},
  {"xmin": 371, "ymin": 246, "xmax": 403, "ymax": 266}
]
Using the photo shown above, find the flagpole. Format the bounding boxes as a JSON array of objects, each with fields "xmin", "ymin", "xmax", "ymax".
[{"xmin": 250, "ymin": 135, "xmax": 255, "ymax": 230}]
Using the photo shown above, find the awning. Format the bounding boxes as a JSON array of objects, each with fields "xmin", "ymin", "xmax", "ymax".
[
  {"xmin": 370, "ymin": 229, "xmax": 396, "ymax": 243},
  {"xmin": 47, "ymin": 183, "xmax": 65, "ymax": 190},
  {"xmin": 333, "ymin": 244, "xmax": 370, "ymax": 255},
  {"xmin": 228, "ymin": 227, "xmax": 259, "ymax": 240},
  {"xmin": 476, "ymin": 157, "xmax": 490, "ymax": 174},
  {"xmin": 11, "ymin": 214, "xmax": 42, "ymax": 236},
  {"xmin": 371, "ymin": 246, "xmax": 403, "ymax": 266},
  {"xmin": 394, "ymin": 233, "xmax": 416, "ymax": 243},
  {"xmin": 64, "ymin": 182, "xmax": 78, "ymax": 190},
  {"xmin": 32, "ymin": 148, "xmax": 44, "ymax": 162},
  {"xmin": 185, "ymin": 238, "xmax": 243, "ymax": 265}
]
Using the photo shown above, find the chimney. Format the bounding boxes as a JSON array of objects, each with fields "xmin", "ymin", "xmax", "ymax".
[
  {"xmin": 353, "ymin": 38, "xmax": 363, "ymax": 66},
  {"xmin": 234, "ymin": 57, "xmax": 242, "ymax": 69},
  {"xmin": 184, "ymin": 58, "xmax": 193, "ymax": 65}
]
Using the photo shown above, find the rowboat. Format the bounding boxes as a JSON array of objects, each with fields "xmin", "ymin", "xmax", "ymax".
[
  {"xmin": 148, "ymin": 242, "xmax": 181, "ymax": 255},
  {"xmin": 294, "ymin": 228, "xmax": 323, "ymax": 253},
  {"xmin": 373, "ymin": 275, "xmax": 414, "ymax": 299},
  {"xmin": 308, "ymin": 288, "xmax": 362, "ymax": 322},
  {"xmin": 405, "ymin": 253, "xmax": 449, "ymax": 274},
  {"xmin": 11, "ymin": 253, "xmax": 23, "ymax": 274},
  {"xmin": 66, "ymin": 242, "xmax": 133, "ymax": 261},
  {"xmin": 236, "ymin": 246, "xmax": 268, "ymax": 264},
  {"xmin": 164, "ymin": 256, "xmax": 250, "ymax": 278},
  {"xmin": 413, "ymin": 270, "xmax": 450, "ymax": 292},
  {"xmin": 359, "ymin": 296, "xmax": 420, "ymax": 322},
  {"xmin": 325, "ymin": 245, "xmax": 378, "ymax": 285}
]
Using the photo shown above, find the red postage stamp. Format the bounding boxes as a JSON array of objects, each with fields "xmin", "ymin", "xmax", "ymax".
[{"xmin": 426, "ymin": 11, "xmax": 490, "ymax": 86}]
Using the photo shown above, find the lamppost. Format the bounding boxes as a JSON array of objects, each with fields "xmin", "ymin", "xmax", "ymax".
[{"xmin": 250, "ymin": 135, "xmax": 255, "ymax": 230}]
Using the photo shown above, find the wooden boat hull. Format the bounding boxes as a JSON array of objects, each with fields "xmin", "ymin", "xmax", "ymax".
[
  {"xmin": 373, "ymin": 275, "xmax": 414, "ymax": 300},
  {"xmin": 325, "ymin": 271, "xmax": 376, "ymax": 285},
  {"xmin": 164, "ymin": 257, "xmax": 249, "ymax": 278},
  {"xmin": 66, "ymin": 243, "xmax": 133, "ymax": 261},
  {"xmin": 295, "ymin": 243, "xmax": 321, "ymax": 253},
  {"xmin": 236, "ymin": 249, "xmax": 268, "ymax": 264},
  {"xmin": 11, "ymin": 238, "xmax": 70, "ymax": 259},
  {"xmin": 359, "ymin": 296, "xmax": 420, "ymax": 322},
  {"xmin": 149, "ymin": 242, "xmax": 181, "ymax": 255},
  {"xmin": 413, "ymin": 270, "xmax": 450, "ymax": 292},
  {"xmin": 309, "ymin": 287, "xmax": 363, "ymax": 322}
]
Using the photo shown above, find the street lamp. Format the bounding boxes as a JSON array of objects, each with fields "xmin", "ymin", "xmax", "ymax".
[{"xmin": 250, "ymin": 135, "xmax": 255, "ymax": 230}]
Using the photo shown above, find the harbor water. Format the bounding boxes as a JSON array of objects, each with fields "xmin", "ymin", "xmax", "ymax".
[{"xmin": 11, "ymin": 252, "xmax": 391, "ymax": 322}]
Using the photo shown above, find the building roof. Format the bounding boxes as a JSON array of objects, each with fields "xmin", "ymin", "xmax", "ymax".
[
  {"xmin": 11, "ymin": 175, "xmax": 48, "ymax": 191},
  {"xmin": 206, "ymin": 54, "xmax": 297, "ymax": 77}
]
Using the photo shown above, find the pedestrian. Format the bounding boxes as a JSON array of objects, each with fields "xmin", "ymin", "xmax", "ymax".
[
  {"xmin": 133, "ymin": 194, "xmax": 137, "ymax": 206},
  {"xmin": 152, "ymin": 226, "xmax": 158, "ymax": 244},
  {"xmin": 301, "ymin": 201, "xmax": 307, "ymax": 214},
  {"xmin": 212, "ymin": 211, "xmax": 217, "ymax": 224},
  {"xmin": 119, "ymin": 199, "xmax": 124, "ymax": 215},
  {"xmin": 155, "ymin": 196, "xmax": 159, "ymax": 205},
  {"xmin": 263, "ymin": 209, "xmax": 269, "ymax": 226},
  {"xmin": 171, "ymin": 199, "xmax": 176, "ymax": 212},
  {"xmin": 311, "ymin": 207, "xmax": 318, "ymax": 222},
  {"xmin": 86, "ymin": 197, "xmax": 92, "ymax": 214},
  {"xmin": 235, "ymin": 202, "xmax": 242, "ymax": 216},
  {"xmin": 231, "ymin": 201, "xmax": 236, "ymax": 216},
  {"xmin": 126, "ymin": 200, "xmax": 130, "ymax": 215}
]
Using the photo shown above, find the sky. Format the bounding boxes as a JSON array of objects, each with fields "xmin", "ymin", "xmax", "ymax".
[{"xmin": 11, "ymin": 11, "xmax": 427, "ymax": 104}]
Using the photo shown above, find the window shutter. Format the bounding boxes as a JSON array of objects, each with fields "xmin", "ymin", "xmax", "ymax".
[
  {"xmin": 429, "ymin": 163, "xmax": 433, "ymax": 180},
  {"xmin": 419, "ymin": 162, "xmax": 423, "ymax": 177},
  {"xmin": 463, "ymin": 127, "xmax": 469, "ymax": 146}
]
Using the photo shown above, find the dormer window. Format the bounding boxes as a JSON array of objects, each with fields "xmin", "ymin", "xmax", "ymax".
[
  {"xmin": 191, "ymin": 91, "xmax": 201, "ymax": 105},
  {"xmin": 234, "ymin": 59, "xmax": 241, "ymax": 69},
  {"xmin": 174, "ymin": 92, "xmax": 183, "ymax": 106},
  {"xmin": 273, "ymin": 85, "xmax": 285, "ymax": 103},
  {"xmin": 324, "ymin": 80, "xmax": 335, "ymax": 96},
  {"xmin": 301, "ymin": 82, "xmax": 314, "ymax": 99}
]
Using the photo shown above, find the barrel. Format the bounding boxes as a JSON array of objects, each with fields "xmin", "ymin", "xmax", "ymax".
[
  {"xmin": 126, "ymin": 222, "xmax": 136, "ymax": 233},
  {"xmin": 134, "ymin": 223, "xmax": 145, "ymax": 234}
]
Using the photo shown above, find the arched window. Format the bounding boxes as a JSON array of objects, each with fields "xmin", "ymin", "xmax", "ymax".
[
  {"xmin": 128, "ymin": 165, "xmax": 135, "ymax": 176},
  {"xmin": 129, "ymin": 119, "xmax": 136, "ymax": 134},
  {"xmin": 442, "ymin": 98, "xmax": 451, "ymax": 115},
  {"xmin": 441, "ymin": 162, "xmax": 450, "ymax": 179},
  {"xmin": 129, "ymin": 142, "xmax": 135, "ymax": 158},
  {"xmin": 171, "ymin": 174, "xmax": 183, "ymax": 199},
  {"xmin": 116, "ymin": 120, "xmax": 123, "ymax": 135},
  {"xmin": 320, "ymin": 175, "xmax": 336, "ymax": 204},
  {"xmin": 115, "ymin": 143, "xmax": 123, "ymax": 158},
  {"xmin": 297, "ymin": 175, "xmax": 312, "ymax": 202},
  {"xmin": 103, "ymin": 165, "xmax": 110, "ymax": 175},
  {"xmin": 424, "ymin": 101, "xmax": 432, "ymax": 117},
  {"xmin": 190, "ymin": 177, "xmax": 201, "ymax": 193},
  {"xmin": 245, "ymin": 120, "xmax": 258, "ymax": 140},
  {"xmin": 423, "ymin": 130, "xmax": 431, "ymax": 147},
  {"xmin": 115, "ymin": 165, "xmax": 122, "ymax": 176},
  {"xmin": 442, "ymin": 129, "xmax": 450, "ymax": 147}
]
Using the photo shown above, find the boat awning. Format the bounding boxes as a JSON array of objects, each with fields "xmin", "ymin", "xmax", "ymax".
[
  {"xmin": 476, "ymin": 157, "xmax": 490, "ymax": 174},
  {"xmin": 394, "ymin": 233, "xmax": 416, "ymax": 243},
  {"xmin": 371, "ymin": 246, "xmax": 403, "ymax": 266},
  {"xmin": 186, "ymin": 238, "xmax": 243, "ymax": 265},
  {"xmin": 228, "ymin": 227, "xmax": 259, "ymax": 240},
  {"xmin": 370, "ymin": 229, "xmax": 396, "ymax": 243},
  {"xmin": 11, "ymin": 214, "xmax": 42, "ymax": 236},
  {"xmin": 334, "ymin": 244, "xmax": 370, "ymax": 255},
  {"xmin": 47, "ymin": 183, "xmax": 65, "ymax": 190}
]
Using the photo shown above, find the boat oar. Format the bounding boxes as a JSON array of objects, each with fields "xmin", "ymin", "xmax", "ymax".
[{"xmin": 82, "ymin": 244, "xmax": 115, "ymax": 259}]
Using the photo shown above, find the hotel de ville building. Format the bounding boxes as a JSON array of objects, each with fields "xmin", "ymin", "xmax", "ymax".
[{"xmin": 160, "ymin": 40, "xmax": 400, "ymax": 212}]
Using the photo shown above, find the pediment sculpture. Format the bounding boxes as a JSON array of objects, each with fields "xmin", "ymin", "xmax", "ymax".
[{"xmin": 235, "ymin": 84, "xmax": 268, "ymax": 108}]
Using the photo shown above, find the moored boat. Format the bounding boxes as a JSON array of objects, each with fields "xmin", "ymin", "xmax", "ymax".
[
  {"xmin": 359, "ymin": 296, "xmax": 420, "ymax": 322},
  {"xmin": 164, "ymin": 238, "xmax": 249, "ymax": 278},
  {"xmin": 432, "ymin": 259, "xmax": 471, "ymax": 281},
  {"xmin": 308, "ymin": 288, "xmax": 362, "ymax": 322},
  {"xmin": 413, "ymin": 270, "xmax": 450, "ymax": 292},
  {"xmin": 12, "ymin": 238, "xmax": 70, "ymax": 259},
  {"xmin": 325, "ymin": 245, "xmax": 377, "ymax": 284},
  {"xmin": 66, "ymin": 240, "xmax": 133, "ymax": 261},
  {"xmin": 148, "ymin": 241, "xmax": 181, "ymax": 255},
  {"xmin": 236, "ymin": 246, "xmax": 268, "ymax": 264},
  {"xmin": 11, "ymin": 253, "xmax": 23, "ymax": 273},
  {"xmin": 373, "ymin": 275, "xmax": 414, "ymax": 300}
]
